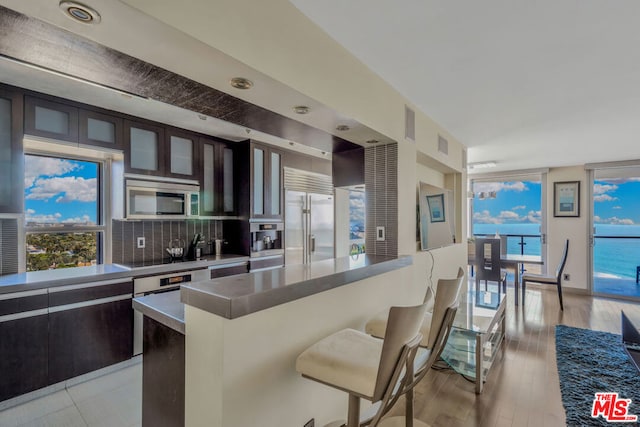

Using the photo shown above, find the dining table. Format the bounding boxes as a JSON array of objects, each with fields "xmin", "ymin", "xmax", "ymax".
[
  {"xmin": 500, "ymin": 254, "xmax": 543, "ymax": 305},
  {"xmin": 469, "ymin": 253, "xmax": 543, "ymax": 305}
]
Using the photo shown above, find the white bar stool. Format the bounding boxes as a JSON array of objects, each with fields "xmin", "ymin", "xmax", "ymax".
[{"xmin": 296, "ymin": 302, "xmax": 428, "ymax": 427}]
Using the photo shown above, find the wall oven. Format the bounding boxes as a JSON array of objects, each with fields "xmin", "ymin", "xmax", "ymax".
[{"xmin": 126, "ymin": 179, "xmax": 199, "ymax": 219}]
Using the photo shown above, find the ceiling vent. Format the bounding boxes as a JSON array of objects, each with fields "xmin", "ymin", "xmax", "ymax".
[
  {"xmin": 438, "ymin": 134, "xmax": 449, "ymax": 155},
  {"xmin": 404, "ymin": 106, "xmax": 415, "ymax": 141}
]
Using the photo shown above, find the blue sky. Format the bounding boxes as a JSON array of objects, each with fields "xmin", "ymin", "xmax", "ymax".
[
  {"xmin": 24, "ymin": 155, "xmax": 98, "ymax": 224},
  {"xmin": 472, "ymin": 181, "xmax": 542, "ymax": 225},
  {"xmin": 472, "ymin": 179, "xmax": 639, "ymax": 226},
  {"xmin": 593, "ymin": 179, "xmax": 640, "ymax": 225}
]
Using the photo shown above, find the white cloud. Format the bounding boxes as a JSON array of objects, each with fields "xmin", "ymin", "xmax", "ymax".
[
  {"xmin": 473, "ymin": 210, "xmax": 502, "ymax": 224},
  {"xmin": 24, "ymin": 156, "xmax": 79, "ymax": 188},
  {"xmin": 613, "ymin": 206, "xmax": 622, "ymax": 210},
  {"xmin": 474, "ymin": 208, "xmax": 541, "ymax": 224},
  {"xmin": 593, "ymin": 184, "xmax": 618, "ymax": 195},
  {"xmin": 61, "ymin": 215, "xmax": 93, "ymax": 224},
  {"xmin": 26, "ymin": 177, "xmax": 97, "ymax": 202},
  {"xmin": 511, "ymin": 205, "xmax": 526, "ymax": 210},
  {"xmin": 25, "ymin": 211, "xmax": 62, "ymax": 223},
  {"xmin": 473, "ymin": 181, "xmax": 527, "ymax": 194},
  {"xmin": 593, "ymin": 184, "xmax": 619, "ymax": 202},
  {"xmin": 525, "ymin": 210, "xmax": 542, "ymax": 224},
  {"xmin": 594, "ymin": 215, "xmax": 635, "ymax": 225},
  {"xmin": 498, "ymin": 210, "xmax": 520, "ymax": 220},
  {"xmin": 594, "ymin": 194, "xmax": 618, "ymax": 202}
]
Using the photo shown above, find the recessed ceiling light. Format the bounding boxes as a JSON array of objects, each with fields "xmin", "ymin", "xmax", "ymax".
[
  {"xmin": 230, "ymin": 77, "xmax": 253, "ymax": 90},
  {"xmin": 365, "ymin": 139, "xmax": 379, "ymax": 144},
  {"xmin": 59, "ymin": 1, "xmax": 101, "ymax": 24},
  {"xmin": 468, "ymin": 161, "xmax": 497, "ymax": 170},
  {"xmin": 293, "ymin": 106, "xmax": 310, "ymax": 115},
  {"xmin": 336, "ymin": 125, "xmax": 350, "ymax": 132}
]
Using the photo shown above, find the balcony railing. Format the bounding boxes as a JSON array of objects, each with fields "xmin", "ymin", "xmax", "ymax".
[{"xmin": 473, "ymin": 233, "xmax": 542, "ymax": 256}]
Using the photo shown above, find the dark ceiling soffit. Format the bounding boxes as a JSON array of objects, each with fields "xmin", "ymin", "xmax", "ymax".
[{"xmin": 0, "ymin": 5, "xmax": 358, "ymax": 153}]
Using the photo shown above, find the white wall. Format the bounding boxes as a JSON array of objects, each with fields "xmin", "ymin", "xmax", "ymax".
[
  {"xmin": 546, "ymin": 166, "xmax": 589, "ymax": 290},
  {"xmin": 333, "ymin": 188, "xmax": 350, "ymax": 258}
]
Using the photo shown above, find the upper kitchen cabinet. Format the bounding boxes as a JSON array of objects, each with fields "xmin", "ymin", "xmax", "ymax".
[
  {"xmin": 251, "ymin": 142, "xmax": 283, "ymax": 220},
  {"xmin": 0, "ymin": 87, "xmax": 23, "ymax": 213},
  {"xmin": 200, "ymin": 138, "xmax": 237, "ymax": 216},
  {"xmin": 24, "ymin": 96, "xmax": 79, "ymax": 144},
  {"xmin": 165, "ymin": 127, "xmax": 199, "ymax": 180},
  {"xmin": 124, "ymin": 119, "xmax": 166, "ymax": 176},
  {"xmin": 79, "ymin": 109, "xmax": 124, "ymax": 150}
]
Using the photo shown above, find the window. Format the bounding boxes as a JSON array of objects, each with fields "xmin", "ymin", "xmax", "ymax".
[
  {"xmin": 349, "ymin": 189, "xmax": 365, "ymax": 254},
  {"xmin": 24, "ymin": 154, "xmax": 103, "ymax": 271},
  {"xmin": 471, "ymin": 178, "xmax": 542, "ymax": 257}
]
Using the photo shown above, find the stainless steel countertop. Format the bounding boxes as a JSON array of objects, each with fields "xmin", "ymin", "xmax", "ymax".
[
  {"xmin": 133, "ymin": 290, "xmax": 185, "ymax": 334},
  {"xmin": 0, "ymin": 254, "xmax": 250, "ymax": 294},
  {"xmin": 181, "ymin": 254, "xmax": 412, "ymax": 319}
]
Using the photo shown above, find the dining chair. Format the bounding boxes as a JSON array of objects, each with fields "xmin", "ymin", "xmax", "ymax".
[
  {"xmin": 475, "ymin": 238, "xmax": 507, "ymax": 293},
  {"xmin": 522, "ymin": 239, "xmax": 569, "ymax": 310}
]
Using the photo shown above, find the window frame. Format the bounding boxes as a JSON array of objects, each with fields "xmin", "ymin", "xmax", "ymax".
[{"xmin": 23, "ymin": 149, "xmax": 111, "ymax": 269}]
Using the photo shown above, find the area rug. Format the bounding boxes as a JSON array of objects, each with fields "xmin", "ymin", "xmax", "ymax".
[{"xmin": 555, "ymin": 325, "xmax": 640, "ymax": 426}]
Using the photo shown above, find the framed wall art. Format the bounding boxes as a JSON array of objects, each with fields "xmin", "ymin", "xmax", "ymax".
[{"xmin": 554, "ymin": 181, "xmax": 580, "ymax": 217}]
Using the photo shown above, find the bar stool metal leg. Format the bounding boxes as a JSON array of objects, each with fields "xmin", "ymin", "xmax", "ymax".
[{"xmin": 347, "ymin": 394, "xmax": 360, "ymax": 427}]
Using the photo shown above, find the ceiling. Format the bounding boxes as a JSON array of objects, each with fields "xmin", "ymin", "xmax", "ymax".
[
  {"xmin": 290, "ymin": 0, "xmax": 640, "ymax": 172},
  {"xmin": 2, "ymin": 1, "xmax": 639, "ymax": 174}
]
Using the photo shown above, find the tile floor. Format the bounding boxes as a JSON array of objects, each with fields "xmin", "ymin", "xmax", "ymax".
[{"xmin": 0, "ymin": 360, "xmax": 141, "ymax": 427}]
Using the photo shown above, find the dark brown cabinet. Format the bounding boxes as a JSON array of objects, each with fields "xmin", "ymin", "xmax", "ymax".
[
  {"xmin": 165, "ymin": 127, "xmax": 198, "ymax": 180},
  {"xmin": 0, "ymin": 87, "xmax": 23, "ymax": 213},
  {"xmin": 25, "ymin": 95, "xmax": 125, "ymax": 152},
  {"xmin": 0, "ymin": 280, "xmax": 134, "ymax": 401},
  {"xmin": 0, "ymin": 315, "xmax": 49, "ymax": 402},
  {"xmin": 124, "ymin": 119, "xmax": 166, "ymax": 176},
  {"xmin": 0, "ymin": 289, "xmax": 49, "ymax": 402},
  {"xmin": 48, "ymin": 280, "xmax": 133, "ymax": 384},
  {"xmin": 200, "ymin": 138, "xmax": 238, "ymax": 216},
  {"xmin": 24, "ymin": 96, "xmax": 79, "ymax": 143},
  {"xmin": 49, "ymin": 298, "xmax": 133, "ymax": 384},
  {"xmin": 251, "ymin": 142, "xmax": 283, "ymax": 220},
  {"xmin": 79, "ymin": 109, "xmax": 124, "ymax": 150}
]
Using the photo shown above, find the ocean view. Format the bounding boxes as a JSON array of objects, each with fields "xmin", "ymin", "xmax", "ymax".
[{"xmin": 474, "ymin": 223, "xmax": 640, "ymax": 280}]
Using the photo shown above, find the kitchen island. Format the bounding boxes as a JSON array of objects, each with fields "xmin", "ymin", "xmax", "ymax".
[{"xmin": 134, "ymin": 254, "xmax": 416, "ymax": 427}]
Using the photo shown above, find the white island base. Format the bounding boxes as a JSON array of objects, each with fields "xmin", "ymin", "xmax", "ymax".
[{"xmin": 184, "ymin": 264, "xmax": 416, "ymax": 427}]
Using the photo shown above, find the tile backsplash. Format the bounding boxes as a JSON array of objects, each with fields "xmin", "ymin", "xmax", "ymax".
[
  {"xmin": 365, "ymin": 143, "xmax": 398, "ymax": 257},
  {"xmin": 112, "ymin": 219, "xmax": 224, "ymax": 266}
]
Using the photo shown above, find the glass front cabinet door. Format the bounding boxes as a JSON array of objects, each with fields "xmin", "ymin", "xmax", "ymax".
[{"xmin": 0, "ymin": 88, "xmax": 23, "ymax": 213}]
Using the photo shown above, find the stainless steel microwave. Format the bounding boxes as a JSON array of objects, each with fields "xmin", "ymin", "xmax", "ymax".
[{"xmin": 126, "ymin": 179, "xmax": 199, "ymax": 219}]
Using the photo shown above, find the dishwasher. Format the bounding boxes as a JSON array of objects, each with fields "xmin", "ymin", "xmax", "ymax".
[{"xmin": 133, "ymin": 268, "xmax": 208, "ymax": 355}]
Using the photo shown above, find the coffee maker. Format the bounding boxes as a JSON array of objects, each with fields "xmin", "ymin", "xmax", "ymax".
[{"xmin": 250, "ymin": 222, "xmax": 283, "ymax": 256}]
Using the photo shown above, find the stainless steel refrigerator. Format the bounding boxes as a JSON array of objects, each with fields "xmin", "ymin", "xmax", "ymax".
[{"xmin": 285, "ymin": 190, "xmax": 334, "ymax": 265}]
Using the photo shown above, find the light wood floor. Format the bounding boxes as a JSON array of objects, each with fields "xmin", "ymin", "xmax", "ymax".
[{"xmin": 387, "ymin": 285, "xmax": 640, "ymax": 427}]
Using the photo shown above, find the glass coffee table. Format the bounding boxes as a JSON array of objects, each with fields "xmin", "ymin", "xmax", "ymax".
[{"xmin": 440, "ymin": 289, "xmax": 506, "ymax": 393}]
